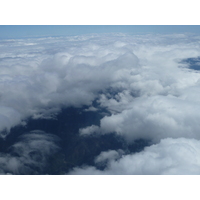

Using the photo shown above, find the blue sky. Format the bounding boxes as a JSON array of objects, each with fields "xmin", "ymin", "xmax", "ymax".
[{"xmin": 1, "ymin": 25, "xmax": 200, "ymax": 39}]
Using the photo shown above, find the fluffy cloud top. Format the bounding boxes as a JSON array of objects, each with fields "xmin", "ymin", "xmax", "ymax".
[
  {"xmin": 69, "ymin": 137, "xmax": 200, "ymax": 175},
  {"xmin": 0, "ymin": 34, "xmax": 140, "ymax": 136},
  {"xmin": 98, "ymin": 95, "xmax": 200, "ymax": 142}
]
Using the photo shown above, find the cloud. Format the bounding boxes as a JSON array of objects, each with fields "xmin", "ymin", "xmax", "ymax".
[
  {"xmin": 0, "ymin": 35, "xmax": 199, "ymax": 126},
  {"xmin": 0, "ymin": 130, "xmax": 60, "ymax": 174},
  {"xmin": 97, "ymin": 94, "xmax": 200, "ymax": 143},
  {"xmin": 94, "ymin": 149, "xmax": 124, "ymax": 164},
  {"xmin": 79, "ymin": 125, "xmax": 101, "ymax": 135},
  {"xmin": 69, "ymin": 137, "xmax": 200, "ymax": 175},
  {"xmin": 84, "ymin": 106, "xmax": 98, "ymax": 112},
  {"xmin": 0, "ymin": 34, "xmax": 141, "ymax": 136},
  {"xmin": 1, "ymin": 33, "xmax": 200, "ymax": 174}
]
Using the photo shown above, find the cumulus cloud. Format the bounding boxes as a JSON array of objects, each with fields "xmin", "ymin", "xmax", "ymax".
[
  {"xmin": 0, "ymin": 34, "xmax": 141, "ymax": 136},
  {"xmin": 98, "ymin": 95, "xmax": 200, "ymax": 142},
  {"xmin": 69, "ymin": 137, "xmax": 200, "ymax": 175},
  {"xmin": 79, "ymin": 125, "xmax": 101, "ymax": 135},
  {"xmin": 94, "ymin": 149, "xmax": 124, "ymax": 164}
]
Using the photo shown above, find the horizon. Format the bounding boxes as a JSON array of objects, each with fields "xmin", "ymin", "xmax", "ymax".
[{"xmin": 1, "ymin": 25, "xmax": 200, "ymax": 39}]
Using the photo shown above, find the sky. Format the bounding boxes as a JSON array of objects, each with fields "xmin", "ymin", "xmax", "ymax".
[{"xmin": 1, "ymin": 25, "xmax": 200, "ymax": 39}]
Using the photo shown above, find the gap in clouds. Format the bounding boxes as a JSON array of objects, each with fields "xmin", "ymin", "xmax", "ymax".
[
  {"xmin": 0, "ymin": 106, "xmax": 150, "ymax": 174},
  {"xmin": 181, "ymin": 57, "xmax": 200, "ymax": 70},
  {"xmin": 0, "ymin": 130, "xmax": 60, "ymax": 175}
]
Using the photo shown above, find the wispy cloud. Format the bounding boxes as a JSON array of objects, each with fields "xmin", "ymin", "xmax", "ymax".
[{"xmin": 0, "ymin": 130, "xmax": 59, "ymax": 174}]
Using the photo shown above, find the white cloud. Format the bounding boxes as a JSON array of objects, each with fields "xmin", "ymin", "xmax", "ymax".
[
  {"xmin": 84, "ymin": 106, "xmax": 98, "ymax": 112},
  {"xmin": 99, "ymin": 95, "xmax": 200, "ymax": 142},
  {"xmin": 69, "ymin": 137, "xmax": 200, "ymax": 175},
  {"xmin": 79, "ymin": 125, "xmax": 101, "ymax": 135},
  {"xmin": 0, "ymin": 34, "xmax": 142, "ymax": 136},
  {"xmin": 1, "ymin": 33, "xmax": 200, "ymax": 174},
  {"xmin": 0, "ymin": 34, "xmax": 200, "ymax": 174},
  {"xmin": 94, "ymin": 149, "xmax": 124, "ymax": 164}
]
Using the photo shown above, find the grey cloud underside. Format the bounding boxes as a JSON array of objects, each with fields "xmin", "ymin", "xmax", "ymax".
[{"xmin": 1, "ymin": 33, "xmax": 200, "ymax": 174}]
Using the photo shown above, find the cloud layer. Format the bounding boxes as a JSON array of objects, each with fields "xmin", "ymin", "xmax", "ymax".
[{"xmin": 1, "ymin": 33, "xmax": 200, "ymax": 174}]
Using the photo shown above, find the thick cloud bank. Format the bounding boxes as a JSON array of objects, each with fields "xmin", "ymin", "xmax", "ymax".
[{"xmin": 1, "ymin": 33, "xmax": 200, "ymax": 174}]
